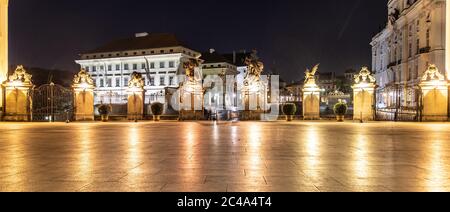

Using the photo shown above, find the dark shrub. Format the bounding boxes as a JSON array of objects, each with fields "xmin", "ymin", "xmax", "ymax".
[
  {"xmin": 151, "ymin": 102, "xmax": 164, "ymax": 115},
  {"xmin": 98, "ymin": 104, "xmax": 111, "ymax": 115},
  {"xmin": 282, "ymin": 103, "xmax": 297, "ymax": 116}
]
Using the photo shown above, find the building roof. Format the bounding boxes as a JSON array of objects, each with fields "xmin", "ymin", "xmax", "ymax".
[
  {"xmin": 318, "ymin": 72, "xmax": 335, "ymax": 81},
  {"xmin": 201, "ymin": 51, "xmax": 232, "ymax": 64},
  {"xmin": 83, "ymin": 33, "xmax": 189, "ymax": 54},
  {"xmin": 345, "ymin": 69, "xmax": 356, "ymax": 74},
  {"xmin": 223, "ymin": 52, "xmax": 251, "ymax": 67}
]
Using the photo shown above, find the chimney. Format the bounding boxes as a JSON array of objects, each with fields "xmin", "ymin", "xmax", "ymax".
[
  {"xmin": 135, "ymin": 32, "xmax": 149, "ymax": 37},
  {"xmin": 209, "ymin": 48, "xmax": 216, "ymax": 54},
  {"xmin": 233, "ymin": 51, "xmax": 236, "ymax": 63}
]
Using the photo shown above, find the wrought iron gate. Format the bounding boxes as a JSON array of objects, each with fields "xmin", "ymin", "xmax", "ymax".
[{"xmin": 32, "ymin": 83, "xmax": 74, "ymax": 122}]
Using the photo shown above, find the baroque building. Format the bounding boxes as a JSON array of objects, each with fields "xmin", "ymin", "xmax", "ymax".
[
  {"xmin": 371, "ymin": 0, "xmax": 447, "ymax": 109},
  {"xmin": 75, "ymin": 32, "xmax": 200, "ymax": 106}
]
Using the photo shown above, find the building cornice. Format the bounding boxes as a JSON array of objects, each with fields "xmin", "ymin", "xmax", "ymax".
[{"xmin": 76, "ymin": 53, "xmax": 186, "ymax": 64}]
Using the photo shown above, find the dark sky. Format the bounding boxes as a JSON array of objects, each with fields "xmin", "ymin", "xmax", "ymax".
[{"xmin": 9, "ymin": 0, "xmax": 387, "ymax": 81}]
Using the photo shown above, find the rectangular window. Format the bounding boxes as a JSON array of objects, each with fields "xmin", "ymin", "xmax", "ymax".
[
  {"xmin": 99, "ymin": 79, "xmax": 104, "ymax": 87},
  {"xmin": 93, "ymin": 66, "xmax": 97, "ymax": 72},
  {"xmin": 107, "ymin": 78, "xmax": 112, "ymax": 87},
  {"xmin": 415, "ymin": 63, "xmax": 419, "ymax": 80},
  {"xmin": 408, "ymin": 67, "xmax": 411, "ymax": 81},
  {"xmin": 416, "ymin": 39, "xmax": 420, "ymax": 54},
  {"xmin": 108, "ymin": 65, "xmax": 112, "ymax": 71},
  {"xmin": 169, "ymin": 76, "xmax": 174, "ymax": 85},
  {"xmin": 85, "ymin": 66, "xmax": 90, "ymax": 72},
  {"xmin": 160, "ymin": 62, "xmax": 165, "ymax": 69},
  {"xmin": 100, "ymin": 65, "xmax": 104, "ymax": 71},
  {"xmin": 116, "ymin": 78, "xmax": 120, "ymax": 87},
  {"xmin": 142, "ymin": 63, "xmax": 146, "ymax": 69},
  {"xmin": 408, "ymin": 43, "xmax": 412, "ymax": 58},
  {"xmin": 124, "ymin": 78, "xmax": 129, "ymax": 86},
  {"xmin": 150, "ymin": 62, "xmax": 155, "ymax": 69},
  {"xmin": 150, "ymin": 77, "xmax": 155, "ymax": 86},
  {"xmin": 124, "ymin": 64, "xmax": 129, "ymax": 70},
  {"xmin": 116, "ymin": 64, "xmax": 120, "ymax": 71},
  {"xmin": 160, "ymin": 76, "xmax": 165, "ymax": 86},
  {"xmin": 133, "ymin": 64, "xmax": 138, "ymax": 70},
  {"xmin": 169, "ymin": 61, "xmax": 175, "ymax": 68}
]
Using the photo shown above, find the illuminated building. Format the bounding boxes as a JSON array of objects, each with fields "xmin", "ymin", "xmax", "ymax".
[
  {"xmin": 371, "ymin": 0, "xmax": 448, "ymax": 109},
  {"xmin": 75, "ymin": 32, "xmax": 201, "ymax": 107},
  {"xmin": 0, "ymin": 0, "xmax": 8, "ymax": 109},
  {"xmin": 200, "ymin": 49, "xmax": 239, "ymax": 113}
]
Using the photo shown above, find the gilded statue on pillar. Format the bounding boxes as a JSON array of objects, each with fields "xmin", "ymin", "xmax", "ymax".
[
  {"xmin": 354, "ymin": 67, "xmax": 376, "ymax": 84},
  {"xmin": 183, "ymin": 57, "xmax": 202, "ymax": 82},
  {"xmin": 128, "ymin": 72, "xmax": 144, "ymax": 89},
  {"xmin": 304, "ymin": 64, "xmax": 319, "ymax": 85},
  {"xmin": 8, "ymin": 65, "xmax": 33, "ymax": 85},
  {"xmin": 244, "ymin": 50, "xmax": 264, "ymax": 86},
  {"xmin": 421, "ymin": 64, "xmax": 445, "ymax": 81},
  {"xmin": 73, "ymin": 68, "xmax": 94, "ymax": 86}
]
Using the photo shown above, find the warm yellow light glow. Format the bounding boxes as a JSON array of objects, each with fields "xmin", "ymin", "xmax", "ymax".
[
  {"xmin": 423, "ymin": 124, "xmax": 450, "ymax": 191},
  {"xmin": 127, "ymin": 86, "xmax": 143, "ymax": 94},
  {"xmin": 248, "ymin": 124, "xmax": 263, "ymax": 168},
  {"xmin": 77, "ymin": 124, "xmax": 93, "ymax": 182},
  {"xmin": 446, "ymin": 0, "xmax": 450, "ymax": 79},
  {"xmin": 353, "ymin": 132, "xmax": 369, "ymax": 179},
  {"xmin": 127, "ymin": 125, "xmax": 141, "ymax": 168},
  {"xmin": 303, "ymin": 125, "xmax": 320, "ymax": 179},
  {"xmin": 0, "ymin": 0, "xmax": 8, "ymax": 109}
]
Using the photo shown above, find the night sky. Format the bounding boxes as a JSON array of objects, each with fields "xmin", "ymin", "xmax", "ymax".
[{"xmin": 9, "ymin": 0, "xmax": 387, "ymax": 81}]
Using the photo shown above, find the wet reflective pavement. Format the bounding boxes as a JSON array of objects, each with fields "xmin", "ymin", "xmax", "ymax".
[{"xmin": 1, "ymin": 121, "xmax": 450, "ymax": 192}]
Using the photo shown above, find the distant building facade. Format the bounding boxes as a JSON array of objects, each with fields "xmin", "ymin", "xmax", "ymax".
[
  {"xmin": 371, "ymin": 0, "xmax": 447, "ymax": 109},
  {"xmin": 200, "ymin": 49, "xmax": 239, "ymax": 112},
  {"xmin": 75, "ymin": 32, "xmax": 200, "ymax": 106},
  {"xmin": 223, "ymin": 51, "xmax": 251, "ymax": 86}
]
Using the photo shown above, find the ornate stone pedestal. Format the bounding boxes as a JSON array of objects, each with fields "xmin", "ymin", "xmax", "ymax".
[
  {"xmin": 352, "ymin": 67, "xmax": 376, "ymax": 121},
  {"xmin": 302, "ymin": 64, "xmax": 321, "ymax": 120},
  {"xmin": 179, "ymin": 82, "xmax": 204, "ymax": 120},
  {"xmin": 419, "ymin": 65, "xmax": 449, "ymax": 121},
  {"xmin": 2, "ymin": 66, "xmax": 33, "ymax": 121},
  {"xmin": 179, "ymin": 58, "xmax": 204, "ymax": 121},
  {"xmin": 127, "ymin": 72, "xmax": 145, "ymax": 120},
  {"xmin": 240, "ymin": 84, "xmax": 267, "ymax": 120},
  {"xmin": 72, "ymin": 69, "xmax": 95, "ymax": 121},
  {"xmin": 239, "ymin": 50, "xmax": 267, "ymax": 121}
]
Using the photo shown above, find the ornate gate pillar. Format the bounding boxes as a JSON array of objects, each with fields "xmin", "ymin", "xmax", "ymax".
[
  {"xmin": 127, "ymin": 72, "xmax": 145, "ymax": 120},
  {"xmin": 72, "ymin": 69, "xmax": 95, "ymax": 121},
  {"xmin": 0, "ymin": 0, "xmax": 9, "ymax": 112},
  {"xmin": 302, "ymin": 64, "xmax": 321, "ymax": 120},
  {"xmin": 419, "ymin": 64, "xmax": 449, "ymax": 121},
  {"xmin": 352, "ymin": 67, "xmax": 376, "ymax": 121},
  {"xmin": 2, "ymin": 66, "xmax": 33, "ymax": 121}
]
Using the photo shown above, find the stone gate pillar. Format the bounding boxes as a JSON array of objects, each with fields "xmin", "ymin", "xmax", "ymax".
[
  {"xmin": 2, "ymin": 66, "xmax": 33, "ymax": 121},
  {"xmin": 72, "ymin": 69, "xmax": 95, "ymax": 121},
  {"xmin": 352, "ymin": 67, "xmax": 376, "ymax": 121},
  {"xmin": 419, "ymin": 64, "xmax": 449, "ymax": 121},
  {"xmin": 0, "ymin": 0, "xmax": 9, "ymax": 112},
  {"xmin": 127, "ymin": 72, "xmax": 145, "ymax": 120},
  {"xmin": 302, "ymin": 64, "xmax": 321, "ymax": 120}
]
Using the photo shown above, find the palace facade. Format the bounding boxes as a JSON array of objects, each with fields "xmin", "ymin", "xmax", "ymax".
[
  {"xmin": 371, "ymin": 0, "xmax": 447, "ymax": 109},
  {"xmin": 75, "ymin": 32, "xmax": 201, "ymax": 106}
]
